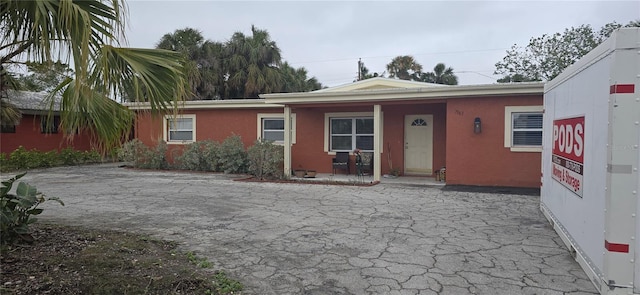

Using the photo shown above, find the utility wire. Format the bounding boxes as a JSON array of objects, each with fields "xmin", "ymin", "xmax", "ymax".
[{"xmin": 289, "ymin": 47, "xmax": 507, "ymax": 65}]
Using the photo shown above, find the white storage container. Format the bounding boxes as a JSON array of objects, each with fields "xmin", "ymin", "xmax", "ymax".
[{"xmin": 541, "ymin": 27, "xmax": 640, "ymax": 295}]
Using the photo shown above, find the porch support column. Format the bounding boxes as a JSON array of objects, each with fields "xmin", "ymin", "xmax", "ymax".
[
  {"xmin": 283, "ymin": 106, "xmax": 292, "ymax": 177},
  {"xmin": 373, "ymin": 104, "xmax": 382, "ymax": 182}
]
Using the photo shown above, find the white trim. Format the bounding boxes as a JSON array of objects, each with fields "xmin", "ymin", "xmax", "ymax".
[
  {"xmin": 324, "ymin": 112, "xmax": 374, "ymax": 153},
  {"xmin": 256, "ymin": 113, "xmax": 296, "ymax": 144},
  {"xmin": 262, "ymin": 83, "xmax": 544, "ymax": 105},
  {"xmin": 504, "ymin": 106, "xmax": 543, "ymax": 152},
  {"xmin": 163, "ymin": 114, "xmax": 196, "ymax": 144},
  {"xmin": 373, "ymin": 105, "xmax": 382, "ymax": 182},
  {"xmin": 125, "ymin": 99, "xmax": 283, "ymax": 110},
  {"xmin": 283, "ymin": 107, "xmax": 292, "ymax": 177}
]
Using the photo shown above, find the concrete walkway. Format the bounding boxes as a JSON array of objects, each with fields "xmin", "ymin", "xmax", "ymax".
[{"xmin": 19, "ymin": 164, "xmax": 596, "ymax": 294}]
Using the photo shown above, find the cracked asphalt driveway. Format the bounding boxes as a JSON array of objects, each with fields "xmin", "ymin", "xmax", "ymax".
[{"xmin": 22, "ymin": 164, "xmax": 597, "ymax": 294}]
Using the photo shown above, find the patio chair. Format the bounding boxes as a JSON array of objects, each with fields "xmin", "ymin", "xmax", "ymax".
[
  {"xmin": 356, "ymin": 152, "xmax": 373, "ymax": 176},
  {"xmin": 332, "ymin": 152, "xmax": 350, "ymax": 175}
]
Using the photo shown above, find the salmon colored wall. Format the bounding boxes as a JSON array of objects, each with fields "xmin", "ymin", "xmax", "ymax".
[
  {"xmin": 381, "ymin": 104, "xmax": 447, "ymax": 175},
  {"xmin": 445, "ymin": 95, "xmax": 542, "ymax": 188},
  {"xmin": 134, "ymin": 109, "xmax": 283, "ymax": 162},
  {"xmin": 0, "ymin": 114, "xmax": 93, "ymax": 154},
  {"xmin": 289, "ymin": 103, "xmax": 446, "ymax": 175}
]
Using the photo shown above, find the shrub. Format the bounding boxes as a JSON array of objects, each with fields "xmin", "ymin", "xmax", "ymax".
[
  {"xmin": 8, "ymin": 146, "xmax": 32, "ymax": 170},
  {"xmin": 118, "ymin": 139, "xmax": 147, "ymax": 165},
  {"xmin": 176, "ymin": 142, "xmax": 209, "ymax": 171},
  {"xmin": 217, "ymin": 135, "xmax": 247, "ymax": 174},
  {"xmin": 82, "ymin": 150, "xmax": 102, "ymax": 164},
  {"xmin": 0, "ymin": 147, "xmax": 103, "ymax": 172},
  {"xmin": 201, "ymin": 140, "xmax": 221, "ymax": 172},
  {"xmin": 0, "ymin": 153, "xmax": 7, "ymax": 171},
  {"xmin": 247, "ymin": 140, "xmax": 284, "ymax": 180},
  {"xmin": 119, "ymin": 139, "xmax": 167, "ymax": 169},
  {"xmin": 59, "ymin": 147, "xmax": 81, "ymax": 165},
  {"xmin": 140, "ymin": 141, "xmax": 168, "ymax": 170},
  {"xmin": 0, "ymin": 173, "xmax": 64, "ymax": 244}
]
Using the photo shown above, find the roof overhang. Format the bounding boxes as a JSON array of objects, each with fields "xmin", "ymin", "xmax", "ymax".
[
  {"xmin": 260, "ymin": 82, "xmax": 544, "ymax": 105},
  {"xmin": 124, "ymin": 99, "xmax": 283, "ymax": 110}
]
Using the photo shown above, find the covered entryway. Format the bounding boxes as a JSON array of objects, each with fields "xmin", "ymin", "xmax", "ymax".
[{"xmin": 404, "ymin": 114, "xmax": 433, "ymax": 175}]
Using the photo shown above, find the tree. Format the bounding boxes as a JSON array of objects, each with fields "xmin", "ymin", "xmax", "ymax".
[
  {"xmin": 419, "ymin": 63, "xmax": 458, "ymax": 85},
  {"xmin": 1, "ymin": 0, "xmax": 188, "ymax": 150},
  {"xmin": 225, "ymin": 25, "xmax": 283, "ymax": 98},
  {"xmin": 0, "ymin": 66, "xmax": 21, "ymax": 125},
  {"xmin": 280, "ymin": 62, "xmax": 323, "ymax": 92},
  {"xmin": 14, "ymin": 61, "xmax": 73, "ymax": 92},
  {"xmin": 356, "ymin": 60, "xmax": 384, "ymax": 81},
  {"xmin": 156, "ymin": 28, "xmax": 225, "ymax": 100},
  {"xmin": 386, "ymin": 55, "xmax": 423, "ymax": 80},
  {"xmin": 495, "ymin": 20, "xmax": 640, "ymax": 82}
]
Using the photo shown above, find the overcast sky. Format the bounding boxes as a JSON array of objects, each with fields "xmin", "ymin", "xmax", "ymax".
[{"xmin": 125, "ymin": 1, "xmax": 639, "ymax": 87}]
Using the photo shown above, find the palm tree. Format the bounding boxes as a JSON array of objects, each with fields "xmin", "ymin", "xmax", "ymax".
[
  {"xmin": 421, "ymin": 63, "xmax": 459, "ymax": 85},
  {"xmin": 386, "ymin": 55, "xmax": 423, "ymax": 80},
  {"xmin": 156, "ymin": 28, "xmax": 225, "ymax": 100},
  {"xmin": 280, "ymin": 62, "xmax": 323, "ymax": 92},
  {"xmin": 225, "ymin": 25, "xmax": 282, "ymax": 98},
  {"xmin": 1, "ymin": 0, "xmax": 188, "ymax": 150},
  {"xmin": 0, "ymin": 66, "xmax": 22, "ymax": 125}
]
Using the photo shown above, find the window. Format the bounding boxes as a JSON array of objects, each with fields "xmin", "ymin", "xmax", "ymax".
[
  {"xmin": 512, "ymin": 113, "xmax": 542, "ymax": 146},
  {"xmin": 1, "ymin": 124, "xmax": 16, "ymax": 133},
  {"xmin": 411, "ymin": 118, "xmax": 427, "ymax": 126},
  {"xmin": 262, "ymin": 118, "xmax": 284, "ymax": 142},
  {"xmin": 504, "ymin": 106, "xmax": 543, "ymax": 152},
  {"xmin": 163, "ymin": 115, "xmax": 196, "ymax": 144},
  {"xmin": 41, "ymin": 116, "xmax": 60, "ymax": 134},
  {"xmin": 330, "ymin": 117, "xmax": 374, "ymax": 151},
  {"xmin": 256, "ymin": 113, "xmax": 296, "ymax": 144}
]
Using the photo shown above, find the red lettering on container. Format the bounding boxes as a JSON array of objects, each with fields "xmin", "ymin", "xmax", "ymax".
[{"xmin": 553, "ymin": 117, "xmax": 585, "ymax": 164}]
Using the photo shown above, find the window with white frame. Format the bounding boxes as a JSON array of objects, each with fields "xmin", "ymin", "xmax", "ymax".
[
  {"xmin": 164, "ymin": 115, "xmax": 195, "ymax": 143},
  {"xmin": 256, "ymin": 113, "xmax": 296, "ymax": 144},
  {"xmin": 504, "ymin": 106, "xmax": 543, "ymax": 152},
  {"xmin": 512, "ymin": 113, "xmax": 543, "ymax": 146},
  {"xmin": 330, "ymin": 117, "xmax": 374, "ymax": 151},
  {"xmin": 262, "ymin": 118, "xmax": 284, "ymax": 142}
]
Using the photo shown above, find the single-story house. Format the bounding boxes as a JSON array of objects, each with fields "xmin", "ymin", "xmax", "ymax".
[
  {"xmin": 0, "ymin": 91, "xmax": 94, "ymax": 154},
  {"xmin": 128, "ymin": 78, "xmax": 544, "ymax": 188}
]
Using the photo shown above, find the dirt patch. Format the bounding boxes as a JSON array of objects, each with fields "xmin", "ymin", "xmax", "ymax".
[{"xmin": 0, "ymin": 224, "xmax": 242, "ymax": 295}]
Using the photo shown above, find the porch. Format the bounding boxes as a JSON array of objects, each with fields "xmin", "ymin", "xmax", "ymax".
[{"xmin": 292, "ymin": 173, "xmax": 446, "ymax": 187}]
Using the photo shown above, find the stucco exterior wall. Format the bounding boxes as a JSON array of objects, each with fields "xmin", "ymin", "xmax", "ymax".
[
  {"xmin": 445, "ymin": 95, "xmax": 543, "ymax": 188},
  {"xmin": 0, "ymin": 114, "xmax": 93, "ymax": 154},
  {"xmin": 134, "ymin": 109, "xmax": 283, "ymax": 161},
  {"xmin": 289, "ymin": 103, "xmax": 446, "ymax": 175}
]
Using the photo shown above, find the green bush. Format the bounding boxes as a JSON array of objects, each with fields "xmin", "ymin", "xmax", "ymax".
[
  {"xmin": 119, "ymin": 139, "xmax": 168, "ymax": 170},
  {"xmin": 59, "ymin": 147, "xmax": 81, "ymax": 165},
  {"xmin": 176, "ymin": 142, "xmax": 208, "ymax": 171},
  {"xmin": 0, "ymin": 153, "xmax": 7, "ymax": 171},
  {"xmin": 247, "ymin": 140, "xmax": 284, "ymax": 180},
  {"xmin": 8, "ymin": 146, "xmax": 32, "ymax": 170},
  {"xmin": 217, "ymin": 135, "xmax": 247, "ymax": 174},
  {"xmin": 176, "ymin": 140, "xmax": 221, "ymax": 171},
  {"xmin": 1, "ymin": 173, "xmax": 64, "ymax": 244},
  {"xmin": 118, "ymin": 139, "xmax": 147, "ymax": 165},
  {"xmin": 0, "ymin": 147, "xmax": 103, "ymax": 172},
  {"xmin": 201, "ymin": 140, "xmax": 221, "ymax": 172},
  {"xmin": 82, "ymin": 150, "xmax": 101, "ymax": 164},
  {"xmin": 139, "ymin": 141, "xmax": 167, "ymax": 170}
]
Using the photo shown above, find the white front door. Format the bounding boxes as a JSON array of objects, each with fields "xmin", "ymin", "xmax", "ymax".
[{"xmin": 404, "ymin": 114, "xmax": 433, "ymax": 175}]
